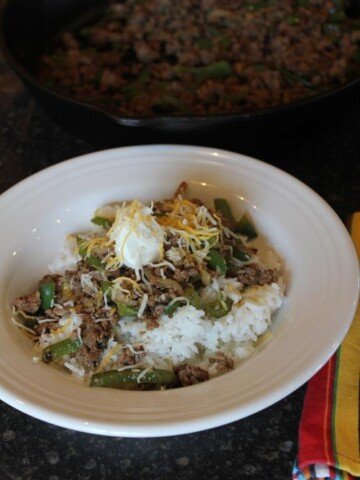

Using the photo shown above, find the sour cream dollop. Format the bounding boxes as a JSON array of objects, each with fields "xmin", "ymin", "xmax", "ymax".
[{"xmin": 108, "ymin": 200, "xmax": 164, "ymax": 270}]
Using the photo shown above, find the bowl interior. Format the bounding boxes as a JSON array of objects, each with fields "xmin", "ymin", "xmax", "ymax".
[{"xmin": 0, "ymin": 145, "xmax": 357, "ymax": 436}]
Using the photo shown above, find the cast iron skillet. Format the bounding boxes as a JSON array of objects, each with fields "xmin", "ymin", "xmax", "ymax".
[{"xmin": 1, "ymin": 0, "xmax": 360, "ymax": 141}]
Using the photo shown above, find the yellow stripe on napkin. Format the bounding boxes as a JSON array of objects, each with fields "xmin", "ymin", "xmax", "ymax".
[{"xmin": 333, "ymin": 212, "xmax": 360, "ymax": 475}]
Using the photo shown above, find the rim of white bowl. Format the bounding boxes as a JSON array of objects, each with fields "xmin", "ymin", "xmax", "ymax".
[{"xmin": 0, "ymin": 145, "xmax": 358, "ymax": 437}]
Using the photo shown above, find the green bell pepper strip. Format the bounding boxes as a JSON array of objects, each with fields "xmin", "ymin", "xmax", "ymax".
[
  {"xmin": 280, "ymin": 69, "xmax": 314, "ymax": 89},
  {"xmin": 101, "ymin": 281, "xmax": 112, "ymax": 297},
  {"xmin": 42, "ymin": 337, "xmax": 82, "ymax": 364},
  {"xmin": 90, "ymin": 368, "xmax": 176, "ymax": 388},
  {"xmin": 233, "ymin": 246, "xmax": 252, "ymax": 262},
  {"xmin": 39, "ymin": 280, "xmax": 55, "ymax": 310},
  {"xmin": 228, "ymin": 94, "xmax": 246, "ymax": 106},
  {"xmin": 122, "ymin": 67, "xmax": 150, "ymax": 100},
  {"xmin": 184, "ymin": 286, "xmax": 232, "ymax": 318},
  {"xmin": 164, "ymin": 300, "xmax": 182, "ymax": 317},
  {"xmin": 329, "ymin": 10, "xmax": 346, "ymax": 23},
  {"xmin": 153, "ymin": 95, "xmax": 190, "ymax": 114},
  {"xmin": 208, "ymin": 235, "xmax": 219, "ymax": 247},
  {"xmin": 235, "ymin": 214, "xmax": 258, "ymax": 239},
  {"xmin": 200, "ymin": 235, "xmax": 218, "ymax": 250},
  {"xmin": 214, "ymin": 199, "xmax": 258, "ymax": 241},
  {"xmin": 77, "ymin": 237, "xmax": 105, "ymax": 270},
  {"xmin": 218, "ymin": 35, "xmax": 231, "ymax": 49},
  {"xmin": 214, "ymin": 198, "xmax": 235, "ymax": 222},
  {"xmin": 206, "ymin": 249, "xmax": 228, "ymax": 275},
  {"xmin": 84, "ymin": 255, "xmax": 104, "ymax": 270},
  {"xmin": 164, "ymin": 297, "xmax": 191, "ymax": 317},
  {"xmin": 204, "ymin": 298, "xmax": 233, "ymax": 318},
  {"xmin": 196, "ymin": 37, "xmax": 213, "ymax": 49},
  {"xmin": 91, "ymin": 216, "xmax": 113, "ymax": 229},
  {"xmin": 116, "ymin": 302, "xmax": 138, "ymax": 317},
  {"xmin": 287, "ymin": 14, "xmax": 300, "ymax": 25},
  {"xmin": 184, "ymin": 286, "xmax": 203, "ymax": 310},
  {"xmin": 175, "ymin": 61, "xmax": 232, "ymax": 81}
]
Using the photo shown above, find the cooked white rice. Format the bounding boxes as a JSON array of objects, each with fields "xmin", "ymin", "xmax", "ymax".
[
  {"xmin": 49, "ymin": 236, "xmax": 80, "ymax": 274},
  {"xmin": 119, "ymin": 278, "xmax": 284, "ymax": 372}
]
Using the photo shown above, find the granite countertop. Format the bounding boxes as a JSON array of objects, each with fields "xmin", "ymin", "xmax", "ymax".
[{"xmin": 1, "ymin": 50, "xmax": 360, "ymax": 480}]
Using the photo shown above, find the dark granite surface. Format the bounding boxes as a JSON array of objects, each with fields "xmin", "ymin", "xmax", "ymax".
[{"xmin": 1, "ymin": 47, "xmax": 360, "ymax": 480}]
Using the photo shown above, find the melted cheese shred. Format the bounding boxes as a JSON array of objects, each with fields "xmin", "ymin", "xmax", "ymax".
[
  {"xmin": 95, "ymin": 339, "xmax": 123, "ymax": 373},
  {"xmin": 111, "ymin": 277, "xmax": 143, "ymax": 301},
  {"xmin": 157, "ymin": 198, "xmax": 220, "ymax": 260},
  {"xmin": 137, "ymin": 294, "xmax": 148, "ymax": 318},
  {"xmin": 79, "ymin": 236, "xmax": 110, "ymax": 257}
]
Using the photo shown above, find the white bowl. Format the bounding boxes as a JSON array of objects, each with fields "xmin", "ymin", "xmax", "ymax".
[{"xmin": 0, "ymin": 145, "xmax": 358, "ymax": 437}]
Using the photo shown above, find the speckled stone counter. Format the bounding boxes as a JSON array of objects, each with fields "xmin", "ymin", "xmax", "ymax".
[{"xmin": 1, "ymin": 49, "xmax": 360, "ymax": 480}]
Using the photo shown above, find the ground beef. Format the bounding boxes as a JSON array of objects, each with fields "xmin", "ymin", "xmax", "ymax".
[
  {"xmin": 76, "ymin": 297, "xmax": 98, "ymax": 315},
  {"xmin": 13, "ymin": 291, "xmax": 41, "ymax": 314},
  {"xmin": 77, "ymin": 261, "xmax": 93, "ymax": 275},
  {"xmin": 45, "ymin": 305, "xmax": 68, "ymax": 318},
  {"xmin": 174, "ymin": 181, "xmax": 188, "ymax": 197},
  {"xmin": 148, "ymin": 275, "xmax": 184, "ymax": 296},
  {"xmin": 94, "ymin": 307, "xmax": 118, "ymax": 323},
  {"xmin": 173, "ymin": 266, "xmax": 199, "ymax": 284},
  {"xmin": 34, "ymin": 320, "xmax": 60, "ymax": 336},
  {"xmin": 209, "ymin": 352, "xmax": 234, "ymax": 371},
  {"xmin": 117, "ymin": 346, "xmax": 136, "ymax": 366},
  {"xmin": 79, "ymin": 316, "xmax": 113, "ymax": 366},
  {"xmin": 190, "ymin": 198, "xmax": 205, "ymax": 207},
  {"xmin": 175, "ymin": 364, "xmax": 209, "ymax": 386},
  {"xmin": 153, "ymin": 304, "xmax": 166, "ymax": 316},
  {"xmin": 117, "ymin": 346, "xmax": 146, "ymax": 366},
  {"xmin": 37, "ymin": 0, "xmax": 360, "ymax": 116},
  {"xmin": 74, "ymin": 345, "xmax": 96, "ymax": 371},
  {"xmin": 236, "ymin": 263, "xmax": 278, "ymax": 287},
  {"xmin": 144, "ymin": 315, "xmax": 159, "ymax": 330}
]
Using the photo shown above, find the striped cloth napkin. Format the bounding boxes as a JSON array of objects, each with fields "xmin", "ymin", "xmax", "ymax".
[{"xmin": 293, "ymin": 213, "xmax": 360, "ymax": 480}]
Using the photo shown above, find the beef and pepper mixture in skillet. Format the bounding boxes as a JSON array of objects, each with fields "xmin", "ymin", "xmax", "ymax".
[
  {"xmin": 12, "ymin": 183, "xmax": 284, "ymax": 390},
  {"xmin": 37, "ymin": 0, "xmax": 360, "ymax": 116}
]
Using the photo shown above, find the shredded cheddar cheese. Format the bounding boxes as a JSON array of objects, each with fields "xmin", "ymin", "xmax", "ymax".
[{"xmin": 157, "ymin": 198, "xmax": 220, "ymax": 261}]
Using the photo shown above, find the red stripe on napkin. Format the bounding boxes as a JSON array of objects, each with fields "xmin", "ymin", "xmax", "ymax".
[{"xmin": 298, "ymin": 355, "xmax": 337, "ymax": 468}]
